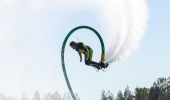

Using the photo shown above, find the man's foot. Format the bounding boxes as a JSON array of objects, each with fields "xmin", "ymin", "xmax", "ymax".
[
  {"xmin": 105, "ymin": 63, "xmax": 109, "ymax": 68},
  {"xmin": 95, "ymin": 64, "xmax": 102, "ymax": 70},
  {"xmin": 99, "ymin": 62, "xmax": 109, "ymax": 69},
  {"xmin": 91, "ymin": 64, "xmax": 101, "ymax": 70}
]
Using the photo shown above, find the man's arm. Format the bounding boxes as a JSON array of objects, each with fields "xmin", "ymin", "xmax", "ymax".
[{"xmin": 78, "ymin": 52, "xmax": 82, "ymax": 62}]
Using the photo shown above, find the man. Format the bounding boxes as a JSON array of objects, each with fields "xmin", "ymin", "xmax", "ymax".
[{"xmin": 70, "ymin": 41, "xmax": 108, "ymax": 70}]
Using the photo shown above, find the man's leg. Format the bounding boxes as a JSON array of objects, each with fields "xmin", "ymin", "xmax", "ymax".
[
  {"xmin": 87, "ymin": 48, "xmax": 101, "ymax": 69},
  {"xmin": 88, "ymin": 48, "xmax": 93, "ymax": 61},
  {"xmin": 85, "ymin": 50, "xmax": 90, "ymax": 65},
  {"xmin": 84, "ymin": 50, "xmax": 97, "ymax": 65},
  {"xmin": 88, "ymin": 48, "xmax": 109, "ymax": 69}
]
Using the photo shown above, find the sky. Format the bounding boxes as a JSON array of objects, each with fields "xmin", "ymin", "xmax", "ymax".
[{"xmin": 0, "ymin": 0, "xmax": 170, "ymax": 100}]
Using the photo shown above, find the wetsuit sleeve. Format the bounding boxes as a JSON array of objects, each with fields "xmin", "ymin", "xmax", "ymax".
[
  {"xmin": 78, "ymin": 42, "xmax": 87, "ymax": 52},
  {"xmin": 78, "ymin": 52, "xmax": 82, "ymax": 62},
  {"xmin": 78, "ymin": 42, "xmax": 83, "ymax": 45}
]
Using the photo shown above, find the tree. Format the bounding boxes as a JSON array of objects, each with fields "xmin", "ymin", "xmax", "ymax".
[
  {"xmin": 101, "ymin": 90, "xmax": 107, "ymax": 100},
  {"xmin": 32, "ymin": 91, "xmax": 40, "ymax": 100},
  {"xmin": 75, "ymin": 93, "xmax": 80, "ymax": 100},
  {"xmin": 123, "ymin": 86, "xmax": 134, "ymax": 100},
  {"xmin": 21, "ymin": 93, "xmax": 29, "ymax": 100},
  {"xmin": 116, "ymin": 90, "xmax": 124, "ymax": 100},
  {"xmin": 51, "ymin": 91, "xmax": 62, "ymax": 100},
  {"xmin": 107, "ymin": 91, "xmax": 114, "ymax": 100},
  {"xmin": 62, "ymin": 93, "xmax": 71, "ymax": 100},
  {"xmin": 157, "ymin": 77, "xmax": 170, "ymax": 100},
  {"xmin": 43, "ymin": 93, "xmax": 51, "ymax": 100},
  {"xmin": 148, "ymin": 77, "xmax": 170, "ymax": 100},
  {"xmin": 101, "ymin": 90, "xmax": 114, "ymax": 100},
  {"xmin": 0, "ymin": 93, "xmax": 16, "ymax": 100},
  {"xmin": 148, "ymin": 85, "xmax": 160, "ymax": 100},
  {"xmin": 135, "ymin": 87, "xmax": 149, "ymax": 100}
]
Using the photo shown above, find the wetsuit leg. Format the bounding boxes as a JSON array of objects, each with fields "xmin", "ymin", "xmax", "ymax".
[
  {"xmin": 89, "ymin": 48, "xmax": 93, "ymax": 61},
  {"xmin": 85, "ymin": 49, "xmax": 97, "ymax": 66},
  {"xmin": 84, "ymin": 47, "xmax": 101, "ymax": 69},
  {"xmin": 87, "ymin": 48, "xmax": 100, "ymax": 67},
  {"xmin": 85, "ymin": 50, "xmax": 90, "ymax": 65}
]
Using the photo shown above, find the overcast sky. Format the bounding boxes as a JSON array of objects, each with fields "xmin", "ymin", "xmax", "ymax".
[{"xmin": 0, "ymin": 0, "xmax": 170, "ymax": 100}]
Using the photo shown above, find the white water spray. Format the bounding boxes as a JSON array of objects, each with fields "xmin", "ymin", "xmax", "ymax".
[{"xmin": 98, "ymin": 0, "xmax": 149, "ymax": 63}]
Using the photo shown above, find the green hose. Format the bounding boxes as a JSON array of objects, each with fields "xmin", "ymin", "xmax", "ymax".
[{"xmin": 61, "ymin": 26, "xmax": 105, "ymax": 100}]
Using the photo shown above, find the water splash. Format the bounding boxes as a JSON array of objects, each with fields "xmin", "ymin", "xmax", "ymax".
[{"xmin": 100, "ymin": 0, "xmax": 149, "ymax": 63}]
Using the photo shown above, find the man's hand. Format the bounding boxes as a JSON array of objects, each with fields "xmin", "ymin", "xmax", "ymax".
[{"xmin": 78, "ymin": 52, "xmax": 82, "ymax": 62}]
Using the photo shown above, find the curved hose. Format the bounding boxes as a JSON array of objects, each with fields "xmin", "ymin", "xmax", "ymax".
[{"xmin": 61, "ymin": 26, "xmax": 105, "ymax": 100}]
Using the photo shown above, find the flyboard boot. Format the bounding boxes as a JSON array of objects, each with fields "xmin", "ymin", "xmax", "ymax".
[
  {"xmin": 99, "ymin": 61, "xmax": 109, "ymax": 69},
  {"xmin": 90, "ymin": 63, "xmax": 102, "ymax": 70},
  {"xmin": 99, "ymin": 53, "xmax": 109, "ymax": 69}
]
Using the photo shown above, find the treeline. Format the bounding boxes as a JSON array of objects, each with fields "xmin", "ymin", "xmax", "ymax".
[
  {"xmin": 0, "ymin": 91, "xmax": 80, "ymax": 100},
  {"xmin": 1, "ymin": 76, "xmax": 169, "ymax": 100},
  {"xmin": 101, "ymin": 76, "xmax": 170, "ymax": 100}
]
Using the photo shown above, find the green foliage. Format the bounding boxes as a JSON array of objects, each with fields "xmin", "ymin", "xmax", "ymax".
[
  {"xmin": 148, "ymin": 77, "xmax": 170, "ymax": 100},
  {"xmin": 116, "ymin": 91, "xmax": 124, "ymax": 100},
  {"xmin": 124, "ymin": 86, "xmax": 134, "ymax": 100},
  {"xmin": 148, "ymin": 86, "xmax": 160, "ymax": 100},
  {"xmin": 101, "ymin": 76, "xmax": 170, "ymax": 100},
  {"xmin": 135, "ymin": 87, "xmax": 149, "ymax": 100},
  {"xmin": 101, "ymin": 90, "xmax": 114, "ymax": 100}
]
